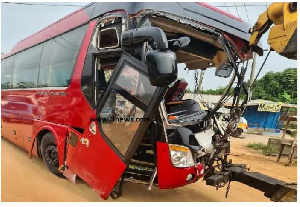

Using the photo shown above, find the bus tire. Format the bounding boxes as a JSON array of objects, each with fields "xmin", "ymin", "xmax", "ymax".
[
  {"xmin": 41, "ymin": 132, "xmax": 62, "ymax": 177},
  {"xmin": 232, "ymin": 128, "xmax": 243, "ymax": 137}
]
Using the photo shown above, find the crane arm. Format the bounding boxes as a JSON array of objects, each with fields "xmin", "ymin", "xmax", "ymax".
[{"xmin": 249, "ymin": 2, "xmax": 297, "ymax": 60}]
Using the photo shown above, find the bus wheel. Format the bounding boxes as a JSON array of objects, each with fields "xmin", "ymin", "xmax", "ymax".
[
  {"xmin": 41, "ymin": 133, "xmax": 62, "ymax": 176},
  {"xmin": 232, "ymin": 128, "xmax": 243, "ymax": 137}
]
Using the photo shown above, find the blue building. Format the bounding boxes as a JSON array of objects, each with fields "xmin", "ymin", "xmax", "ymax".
[{"xmin": 242, "ymin": 100, "xmax": 297, "ymax": 131}]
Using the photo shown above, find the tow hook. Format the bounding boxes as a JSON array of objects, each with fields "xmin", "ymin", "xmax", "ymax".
[{"xmin": 205, "ymin": 164, "xmax": 297, "ymax": 202}]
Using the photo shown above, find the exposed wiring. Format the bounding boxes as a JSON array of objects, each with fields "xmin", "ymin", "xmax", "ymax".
[
  {"xmin": 243, "ymin": 3, "xmax": 251, "ymax": 24},
  {"xmin": 250, "ymin": 50, "xmax": 271, "ymax": 90},
  {"xmin": 224, "ymin": 2, "xmax": 230, "ymax": 13},
  {"xmin": 234, "ymin": 3, "xmax": 241, "ymax": 18}
]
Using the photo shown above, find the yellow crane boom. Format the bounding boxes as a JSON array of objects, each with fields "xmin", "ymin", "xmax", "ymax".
[{"xmin": 250, "ymin": 2, "xmax": 297, "ymax": 60}]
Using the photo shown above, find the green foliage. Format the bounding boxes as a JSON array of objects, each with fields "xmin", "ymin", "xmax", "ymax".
[
  {"xmin": 246, "ymin": 142, "xmax": 278, "ymax": 156},
  {"xmin": 252, "ymin": 68, "xmax": 297, "ymax": 104},
  {"xmin": 247, "ymin": 142, "xmax": 266, "ymax": 150},
  {"xmin": 185, "ymin": 88, "xmax": 193, "ymax": 93},
  {"xmin": 262, "ymin": 146, "xmax": 278, "ymax": 156},
  {"xmin": 290, "ymin": 130, "xmax": 297, "ymax": 138},
  {"xmin": 201, "ymin": 86, "xmax": 234, "ymax": 95},
  {"xmin": 199, "ymin": 68, "xmax": 297, "ymax": 104}
]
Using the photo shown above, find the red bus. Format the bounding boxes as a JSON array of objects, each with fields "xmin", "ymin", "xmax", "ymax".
[{"xmin": 1, "ymin": 2, "xmax": 259, "ymax": 200}]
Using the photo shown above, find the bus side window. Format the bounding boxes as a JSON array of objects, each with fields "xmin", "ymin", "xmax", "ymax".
[
  {"xmin": 11, "ymin": 44, "xmax": 42, "ymax": 89},
  {"xmin": 96, "ymin": 61, "xmax": 114, "ymax": 103},
  {"xmin": 81, "ymin": 17, "xmax": 123, "ymax": 108},
  {"xmin": 1, "ymin": 56, "xmax": 14, "ymax": 89},
  {"xmin": 38, "ymin": 25, "xmax": 88, "ymax": 87},
  {"xmin": 81, "ymin": 53, "xmax": 94, "ymax": 107}
]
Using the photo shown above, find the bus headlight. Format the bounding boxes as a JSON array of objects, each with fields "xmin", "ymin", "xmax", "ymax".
[{"xmin": 169, "ymin": 144, "xmax": 194, "ymax": 168}]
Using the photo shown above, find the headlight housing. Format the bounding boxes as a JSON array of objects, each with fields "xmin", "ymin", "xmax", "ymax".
[{"xmin": 169, "ymin": 144, "xmax": 194, "ymax": 168}]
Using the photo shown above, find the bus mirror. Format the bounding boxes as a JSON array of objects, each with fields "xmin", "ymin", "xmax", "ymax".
[
  {"xmin": 146, "ymin": 50, "xmax": 177, "ymax": 86},
  {"xmin": 121, "ymin": 27, "xmax": 168, "ymax": 50},
  {"xmin": 168, "ymin": 36, "xmax": 190, "ymax": 51},
  {"xmin": 215, "ymin": 63, "xmax": 234, "ymax": 78}
]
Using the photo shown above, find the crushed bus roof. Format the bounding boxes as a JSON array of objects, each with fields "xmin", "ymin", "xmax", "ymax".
[{"xmin": 3, "ymin": 2, "xmax": 261, "ymax": 59}]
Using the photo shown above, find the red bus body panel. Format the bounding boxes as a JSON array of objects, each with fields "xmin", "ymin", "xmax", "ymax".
[
  {"xmin": 66, "ymin": 112, "xmax": 127, "ymax": 200},
  {"xmin": 1, "ymin": 20, "xmax": 96, "ymax": 164},
  {"xmin": 31, "ymin": 120, "xmax": 68, "ymax": 165},
  {"xmin": 1, "ymin": 2, "xmax": 254, "ymax": 198},
  {"xmin": 156, "ymin": 142, "xmax": 204, "ymax": 189}
]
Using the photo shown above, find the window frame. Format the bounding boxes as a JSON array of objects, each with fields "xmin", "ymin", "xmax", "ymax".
[
  {"xmin": 1, "ymin": 56, "xmax": 15, "ymax": 90},
  {"xmin": 1, "ymin": 23, "xmax": 89, "ymax": 90},
  {"xmin": 11, "ymin": 44, "xmax": 43, "ymax": 89},
  {"xmin": 96, "ymin": 53, "xmax": 159, "ymax": 162},
  {"xmin": 97, "ymin": 27, "xmax": 120, "ymax": 49},
  {"xmin": 37, "ymin": 24, "xmax": 88, "ymax": 88}
]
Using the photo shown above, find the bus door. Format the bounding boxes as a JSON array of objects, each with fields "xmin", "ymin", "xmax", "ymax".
[{"xmin": 65, "ymin": 53, "xmax": 165, "ymax": 199}]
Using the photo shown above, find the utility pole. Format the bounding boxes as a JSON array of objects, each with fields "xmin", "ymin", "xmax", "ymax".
[
  {"xmin": 249, "ymin": 53, "xmax": 257, "ymax": 100},
  {"xmin": 197, "ymin": 69, "xmax": 205, "ymax": 93}
]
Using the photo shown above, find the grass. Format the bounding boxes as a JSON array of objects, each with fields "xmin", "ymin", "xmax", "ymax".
[
  {"xmin": 290, "ymin": 130, "xmax": 297, "ymax": 138},
  {"xmin": 246, "ymin": 142, "xmax": 278, "ymax": 156}
]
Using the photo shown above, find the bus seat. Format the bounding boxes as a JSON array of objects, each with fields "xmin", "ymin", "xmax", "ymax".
[{"xmin": 164, "ymin": 80, "xmax": 188, "ymax": 103}]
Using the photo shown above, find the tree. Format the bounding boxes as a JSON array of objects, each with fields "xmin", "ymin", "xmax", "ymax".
[
  {"xmin": 199, "ymin": 68, "xmax": 297, "ymax": 104},
  {"xmin": 251, "ymin": 68, "xmax": 297, "ymax": 103}
]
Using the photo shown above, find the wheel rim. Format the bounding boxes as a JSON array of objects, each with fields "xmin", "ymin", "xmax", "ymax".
[
  {"xmin": 44, "ymin": 145, "xmax": 58, "ymax": 167},
  {"xmin": 234, "ymin": 129, "xmax": 242, "ymax": 136}
]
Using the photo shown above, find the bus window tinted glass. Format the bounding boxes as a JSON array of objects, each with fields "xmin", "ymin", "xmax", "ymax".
[
  {"xmin": 99, "ymin": 65, "xmax": 156, "ymax": 156},
  {"xmin": 38, "ymin": 25, "xmax": 87, "ymax": 87},
  {"xmin": 1, "ymin": 57, "xmax": 14, "ymax": 89},
  {"xmin": 116, "ymin": 64, "xmax": 156, "ymax": 105},
  {"xmin": 100, "ymin": 92, "xmax": 145, "ymax": 156},
  {"xmin": 12, "ymin": 45, "xmax": 42, "ymax": 88}
]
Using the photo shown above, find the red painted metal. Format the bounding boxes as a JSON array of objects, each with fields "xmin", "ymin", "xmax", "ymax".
[
  {"xmin": 1, "ymin": 4, "xmax": 249, "ymax": 198},
  {"xmin": 156, "ymin": 141, "xmax": 204, "ymax": 189},
  {"xmin": 1, "ymin": 18, "xmax": 128, "ymax": 198},
  {"xmin": 225, "ymin": 33, "xmax": 252, "ymax": 60},
  {"xmin": 1, "ymin": 17, "xmax": 128, "ymax": 198},
  {"xmin": 1, "ymin": 88, "xmax": 75, "ymax": 166},
  {"xmin": 66, "ymin": 112, "xmax": 127, "ymax": 199},
  {"xmin": 31, "ymin": 120, "xmax": 68, "ymax": 166},
  {"xmin": 1, "ymin": 21, "xmax": 96, "ymax": 161},
  {"xmin": 65, "ymin": 21, "xmax": 96, "ymax": 128},
  {"xmin": 196, "ymin": 2, "xmax": 243, "ymax": 22}
]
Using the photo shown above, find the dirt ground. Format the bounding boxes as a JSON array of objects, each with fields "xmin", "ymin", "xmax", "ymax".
[{"xmin": 1, "ymin": 133, "xmax": 297, "ymax": 202}]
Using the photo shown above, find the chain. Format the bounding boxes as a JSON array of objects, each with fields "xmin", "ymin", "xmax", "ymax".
[
  {"xmin": 225, "ymin": 180, "xmax": 231, "ymax": 198},
  {"xmin": 194, "ymin": 70, "xmax": 199, "ymax": 93}
]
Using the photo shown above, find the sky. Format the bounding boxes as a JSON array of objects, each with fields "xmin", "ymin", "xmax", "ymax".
[{"xmin": 1, "ymin": 1, "xmax": 297, "ymax": 90}]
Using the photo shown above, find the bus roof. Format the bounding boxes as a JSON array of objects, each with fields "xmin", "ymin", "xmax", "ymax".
[{"xmin": 3, "ymin": 2, "xmax": 258, "ymax": 59}]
